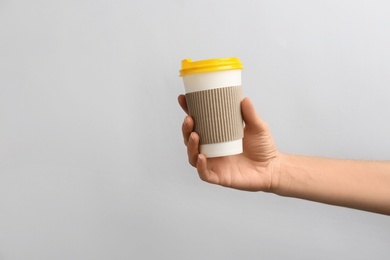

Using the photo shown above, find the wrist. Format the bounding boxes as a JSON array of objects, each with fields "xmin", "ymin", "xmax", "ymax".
[{"xmin": 268, "ymin": 152, "xmax": 291, "ymax": 195}]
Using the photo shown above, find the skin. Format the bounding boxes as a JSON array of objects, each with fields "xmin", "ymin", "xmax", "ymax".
[{"xmin": 178, "ymin": 95, "xmax": 390, "ymax": 215}]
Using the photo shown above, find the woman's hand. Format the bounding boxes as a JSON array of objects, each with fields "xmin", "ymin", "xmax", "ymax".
[{"xmin": 178, "ymin": 95, "xmax": 281, "ymax": 192}]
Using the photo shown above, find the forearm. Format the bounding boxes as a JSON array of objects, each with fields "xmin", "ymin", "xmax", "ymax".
[{"xmin": 272, "ymin": 153, "xmax": 390, "ymax": 215}]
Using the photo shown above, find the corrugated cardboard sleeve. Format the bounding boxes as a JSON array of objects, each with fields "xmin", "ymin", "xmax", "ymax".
[{"xmin": 185, "ymin": 86, "xmax": 244, "ymax": 145}]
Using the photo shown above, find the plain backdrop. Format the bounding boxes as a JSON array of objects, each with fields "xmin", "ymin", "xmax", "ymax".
[{"xmin": 1, "ymin": 0, "xmax": 390, "ymax": 259}]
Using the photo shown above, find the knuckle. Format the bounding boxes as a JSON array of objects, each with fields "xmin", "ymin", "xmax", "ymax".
[{"xmin": 198, "ymin": 172, "xmax": 210, "ymax": 183}]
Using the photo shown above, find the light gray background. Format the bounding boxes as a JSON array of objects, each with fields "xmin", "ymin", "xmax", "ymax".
[{"xmin": 1, "ymin": 0, "xmax": 389, "ymax": 259}]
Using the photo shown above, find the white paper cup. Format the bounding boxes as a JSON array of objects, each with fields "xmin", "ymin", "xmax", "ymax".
[{"xmin": 180, "ymin": 58, "xmax": 244, "ymax": 158}]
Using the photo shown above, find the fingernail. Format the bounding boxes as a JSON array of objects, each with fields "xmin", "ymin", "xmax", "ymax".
[{"xmin": 189, "ymin": 132, "xmax": 195, "ymax": 142}]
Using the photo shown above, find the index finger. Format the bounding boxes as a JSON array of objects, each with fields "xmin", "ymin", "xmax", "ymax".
[{"xmin": 178, "ymin": 94, "xmax": 189, "ymax": 115}]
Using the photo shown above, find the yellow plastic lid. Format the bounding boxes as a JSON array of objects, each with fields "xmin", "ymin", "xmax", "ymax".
[{"xmin": 179, "ymin": 57, "xmax": 243, "ymax": 76}]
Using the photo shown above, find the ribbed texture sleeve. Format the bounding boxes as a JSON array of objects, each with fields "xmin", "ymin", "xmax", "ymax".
[{"xmin": 186, "ymin": 86, "xmax": 243, "ymax": 145}]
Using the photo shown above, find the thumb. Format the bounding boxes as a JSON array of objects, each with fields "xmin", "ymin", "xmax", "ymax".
[{"xmin": 241, "ymin": 97, "xmax": 268, "ymax": 134}]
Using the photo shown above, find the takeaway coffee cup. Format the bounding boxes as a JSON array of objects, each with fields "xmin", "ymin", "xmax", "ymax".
[{"xmin": 179, "ymin": 57, "xmax": 244, "ymax": 158}]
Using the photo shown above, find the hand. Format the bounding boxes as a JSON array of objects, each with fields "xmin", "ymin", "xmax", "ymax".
[{"xmin": 178, "ymin": 95, "xmax": 280, "ymax": 192}]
